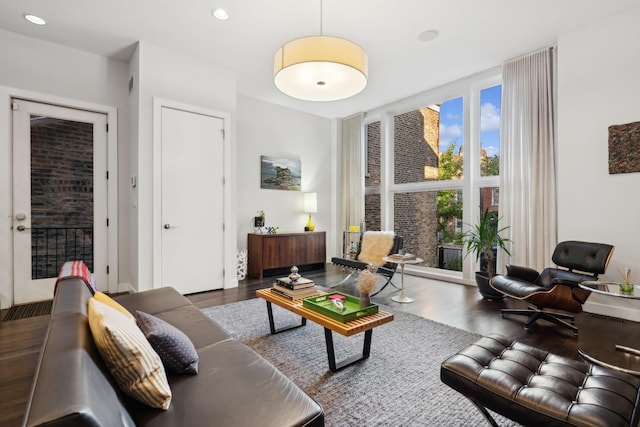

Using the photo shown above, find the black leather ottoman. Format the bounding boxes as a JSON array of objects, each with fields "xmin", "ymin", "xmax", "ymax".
[{"xmin": 441, "ymin": 333, "xmax": 640, "ymax": 427}]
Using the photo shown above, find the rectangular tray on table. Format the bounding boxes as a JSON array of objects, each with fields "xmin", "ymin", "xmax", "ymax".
[{"xmin": 303, "ymin": 292, "xmax": 378, "ymax": 323}]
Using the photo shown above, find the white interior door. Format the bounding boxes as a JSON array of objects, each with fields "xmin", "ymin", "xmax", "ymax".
[
  {"xmin": 160, "ymin": 106, "xmax": 224, "ymax": 294},
  {"xmin": 12, "ymin": 100, "xmax": 108, "ymax": 304}
]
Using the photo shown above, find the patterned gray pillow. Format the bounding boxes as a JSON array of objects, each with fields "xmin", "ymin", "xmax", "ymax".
[{"xmin": 135, "ymin": 311, "xmax": 199, "ymax": 375}]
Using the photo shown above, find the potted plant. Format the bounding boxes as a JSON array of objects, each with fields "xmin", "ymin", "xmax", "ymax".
[{"xmin": 463, "ymin": 209, "xmax": 511, "ymax": 300}]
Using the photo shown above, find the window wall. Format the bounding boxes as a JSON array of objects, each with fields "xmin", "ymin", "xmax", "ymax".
[{"xmin": 362, "ymin": 70, "xmax": 502, "ymax": 282}]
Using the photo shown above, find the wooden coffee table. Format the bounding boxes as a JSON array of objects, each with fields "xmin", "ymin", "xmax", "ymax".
[{"xmin": 256, "ymin": 288, "xmax": 394, "ymax": 372}]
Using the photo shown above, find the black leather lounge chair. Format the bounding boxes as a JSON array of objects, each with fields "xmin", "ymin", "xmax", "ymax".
[
  {"xmin": 331, "ymin": 232, "xmax": 403, "ymax": 296},
  {"xmin": 490, "ymin": 240, "xmax": 615, "ymax": 335}
]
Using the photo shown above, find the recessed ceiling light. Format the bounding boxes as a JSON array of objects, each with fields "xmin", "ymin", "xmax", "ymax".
[
  {"xmin": 212, "ymin": 8, "xmax": 229, "ymax": 21},
  {"xmin": 24, "ymin": 14, "xmax": 46, "ymax": 26},
  {"xmin": 418, "ymin": 30, "xmax": 439, "ymax": 42}
]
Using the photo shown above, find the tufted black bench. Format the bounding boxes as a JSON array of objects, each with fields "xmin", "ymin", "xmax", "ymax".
[{"xmin": 441, "ymin": 333, "xmax": 640, "ymax": 427}]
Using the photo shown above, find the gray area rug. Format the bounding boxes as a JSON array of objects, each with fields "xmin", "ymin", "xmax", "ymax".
[{"xmin": 202, "ymin": 298, "xmax": 519, "ymax": 427}]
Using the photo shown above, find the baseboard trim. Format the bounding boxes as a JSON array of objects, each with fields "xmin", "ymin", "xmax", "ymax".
[
  {"xmin": 583, "ymin": 300, "xmax": 640, "ymax": 322},
  {"xmin": 111, "ymin": 282, "xmax": 135, "ymax": 295}
]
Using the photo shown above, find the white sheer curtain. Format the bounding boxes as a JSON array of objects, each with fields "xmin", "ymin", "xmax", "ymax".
[
  {"xmin": 499, "ymin": 47, "xmax": 557, "ymax": 273},
  {"xmin": 340, "ymin": 114, "xmax": 364, "ymax": 232}
]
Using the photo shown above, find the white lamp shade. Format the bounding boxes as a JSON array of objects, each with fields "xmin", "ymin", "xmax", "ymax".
[
  {"xmin": 274, "ymin": 36, "xmax": 368, "ymax": 101},
  {"xmin": 304, "ymin": 192, "xmax": 318, "ymax": 213}
]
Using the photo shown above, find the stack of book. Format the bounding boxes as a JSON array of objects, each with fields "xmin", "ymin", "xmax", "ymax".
[
  {"xmin": 388, "ymin": 253, "xmax": 417, "ymax": 262},
  {"xmin": 270, "ymin": 277, "xmax": 319, "ymax": 300}
]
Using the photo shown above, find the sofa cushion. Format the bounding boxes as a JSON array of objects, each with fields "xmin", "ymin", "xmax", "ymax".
[
  {"xmin": 116, "ymin": 290, "xmax": 233, "ymax": 349},
  {"xmin": 129, "ymin": 340, "xmax": 325, "ymax": 427},
  {"xmin": 88, "ymin": 298, "xmax": 172, "ymax": 410},
  {"xmin": 114, "ymin": 286, "xmax": 192, "ymax": 315},
  {"xmin": 135, "ymin": 310, "xmax": 199, "ymax": 375}
]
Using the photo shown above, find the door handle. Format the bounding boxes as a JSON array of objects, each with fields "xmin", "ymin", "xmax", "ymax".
[
  {"xmin": 163, "ymin": 224, "xmax": 177, "ymax": 229},
  {"xmin": 16, "ymin": 225, "xmax": 31, "ymax": 231}
]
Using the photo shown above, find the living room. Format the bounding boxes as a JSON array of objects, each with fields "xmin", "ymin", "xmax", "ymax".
[{"xmin": 2, "ymin": 1, "xmax": 640, "ymax": 426}]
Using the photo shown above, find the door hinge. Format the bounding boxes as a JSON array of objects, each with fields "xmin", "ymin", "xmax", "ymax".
[
  {"xmin": 106, "ymin": 171, "xmax": 109, "ymax": 180},
  {"xmin": 106, "ymin": 123, "xmax": 109, "ymax": 132},
  {"xmin": 222, "ymin": 222, "xmax": 225, "ymax": 231},
  {"xmin": 12, "ymin": 101, "xmax": 19, "ymax": 111},
  {"xmin": 222, "ymin": 268, "xmax": 225, "ymax": 277},
  {"xmin": 106, "ymin": 218, "xmax": 109, "ymax": 227},
  {"xmin": 221, "ymin": 129, "xmax": 225, "ymax": 140},
  {"xmin": 106, "ymin": 265, "xmax": 110, "ymax": 274}
]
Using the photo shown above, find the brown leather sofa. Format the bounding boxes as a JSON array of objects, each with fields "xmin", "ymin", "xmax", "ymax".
[{"xmin": 23, "ymin": 279, "xmax": 324, "ymax": 427}]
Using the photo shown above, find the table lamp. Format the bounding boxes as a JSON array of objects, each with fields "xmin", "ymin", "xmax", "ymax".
[{"xmin": 304, "ymin": 192, "xmax": 317, "ymax": 232}]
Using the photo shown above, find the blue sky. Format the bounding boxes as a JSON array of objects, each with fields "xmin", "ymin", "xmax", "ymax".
[{"xmin": 438, "ymin": 85, "xmax": 501, "ymax": 157}]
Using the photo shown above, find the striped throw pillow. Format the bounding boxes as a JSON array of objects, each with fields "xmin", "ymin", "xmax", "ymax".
[
  {"xmin": 88, "ymin": 298, "xmax": 172, "ymax": 409},
  {"xmin": 94, "ymin": 291, "xmax": 135, "ymax": 320}
]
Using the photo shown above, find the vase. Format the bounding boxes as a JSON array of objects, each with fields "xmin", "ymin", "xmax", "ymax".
[
  {"xmin": 620, "ymin": 282, "xmax": 634, "ymax": 294},
  {"xmin": 359, "ymin": 293, "xmax": 371, "ymax": 308},
  {"xmin": 475, "ymin": 271, "xmax": 505, "ymax": 301}
]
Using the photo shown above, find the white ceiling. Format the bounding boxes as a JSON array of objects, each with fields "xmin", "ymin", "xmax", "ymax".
[{"xmin": 0, "ymin": 0, "xmax": 638, "ymax": 119}]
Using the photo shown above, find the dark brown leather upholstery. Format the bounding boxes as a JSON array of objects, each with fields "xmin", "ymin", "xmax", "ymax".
[
  {"xmin": 489, "ymin": 240, "xmax": 614, "ymax": 334},
  {"xmin": 23, "ymin": 279, "xmax": 324, "ymax": 427},
  {"xmin": 441, "ymin": 334, "xmax": 640, "ymax": 427},
  {"xmin": 331, "ymin": 233, "xmax": 403, "ymax": 296}
]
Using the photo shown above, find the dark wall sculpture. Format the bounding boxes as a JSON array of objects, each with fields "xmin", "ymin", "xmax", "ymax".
[{"xmin": 609, "ymin": 121, "xmax": 640, "ymax": 174}]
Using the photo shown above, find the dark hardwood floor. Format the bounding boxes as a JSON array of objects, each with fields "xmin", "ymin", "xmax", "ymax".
[{"xmin": 2, "ymin": 264, "xmax": 640, "ymax": 426}]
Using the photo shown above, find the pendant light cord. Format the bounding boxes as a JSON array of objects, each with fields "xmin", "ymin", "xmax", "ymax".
[{"xmin": 320, "ymin": 0, "xmax": 323, "ymax": 35}]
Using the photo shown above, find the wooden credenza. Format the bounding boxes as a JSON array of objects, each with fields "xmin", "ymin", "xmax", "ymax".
[{"xmin": 248, "ymin": 231, "xmax": 326, "ymax": 279}]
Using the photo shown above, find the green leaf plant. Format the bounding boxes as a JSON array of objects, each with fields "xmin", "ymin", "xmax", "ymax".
[{"xmin": 463, "ymin": 209, "xmax": 511, "ymax": 278}]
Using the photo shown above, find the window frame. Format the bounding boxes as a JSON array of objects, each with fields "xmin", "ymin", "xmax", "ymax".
[{"xmin": 361, "ymin": 68, "xmax": 502, "ymax": 284}]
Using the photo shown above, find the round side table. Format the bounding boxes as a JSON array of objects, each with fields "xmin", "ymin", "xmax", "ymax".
[{"xmin": 382, "ymin": 256, "xmax": 423, "ymax": 303}]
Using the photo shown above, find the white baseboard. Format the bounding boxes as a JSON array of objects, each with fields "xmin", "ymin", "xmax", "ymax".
[
  {"xmin": 110, "ymin": 281, "xmax": 135, "ymax": 295},
  {"xmin": 583, "ymin": 299, "xmax": 640, "ymax": 323},
  {"xmin": 224, "ymin": 277, "xmax": 239, "ymax": 289}
]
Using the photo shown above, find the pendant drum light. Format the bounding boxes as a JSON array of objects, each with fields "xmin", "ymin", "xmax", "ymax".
[{"xmin": 273, "ymin": 1, "xmax": 368, "ymax": 101}]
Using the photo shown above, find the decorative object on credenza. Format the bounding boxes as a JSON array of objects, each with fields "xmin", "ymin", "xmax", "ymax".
[
  {"xmin": 303, "ymin": 192, "xmax": 317, "ymax": 231},
  {"xmin": 236, "ymin": 249, "xmax": 248, "ymax": 280},
  {"xmin": 260, "ymin": 156, "xmax": 301, "ymax": 191},
  {"xmin": 357, "ymin": 264, "xmax": 379, "ymax": 308},
  {"xmin": 463, "ymin": 209, "xmax": 511, "ymax": 301},
  {"xmin": 254, "ymin": 210, "xmax": 265, "ymax": 233},
  {"xmin": 608, "ymin": 121, "xmax": 640, "ymax": 174},
  {"xmin": 266, "ymin": 226, "xmax": 279, "ymax": 234},
  {"xmin": 619, "ymin": 266, "xmax": 634, "ymax": 294}
]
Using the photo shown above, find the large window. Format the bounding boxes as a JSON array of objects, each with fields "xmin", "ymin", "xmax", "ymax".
[
  {"xmin": 360, "ymin": 73, "xmax": 502, "ymax": 281},
  {"xmin": 364, "ymin": 121, "xmax": 381, "ymax": 231},
  {"xmin": 480, "ymin": 85, "xmax": 501, "ymax": 177},
  {"xmin": 391, "ymin": 97, "xmax": 464, "ymax": 271}
]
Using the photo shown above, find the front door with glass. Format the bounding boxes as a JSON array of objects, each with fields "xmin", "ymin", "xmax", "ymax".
[{"xmin": 12, "ymin": 100, "xmax": 108, "ymax": 304}]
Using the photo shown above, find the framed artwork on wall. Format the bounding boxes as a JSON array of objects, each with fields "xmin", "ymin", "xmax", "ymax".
[
  {"xmin": 609, "ymin": 121, "xmax": 640, "ymax": 174},
  {"xmin": 260, "ymin": 156, "xmax": 301, "ymax": 191}
]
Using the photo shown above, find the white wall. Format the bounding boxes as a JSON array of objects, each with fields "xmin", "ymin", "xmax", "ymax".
[
  {"xmin": 557, "ymin": 4, "xmax": 640, "ymax": 320},
  {"xmin": 132, "ymin": 42, "xmax": 237, "ymax": 291},
  {"xmin": 235, "ymin": 95, "xmax": 337, "ymax": 259},
  {"xmin": 0, "ymin": 29, "xmax": 130, "ymax": 308}
]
